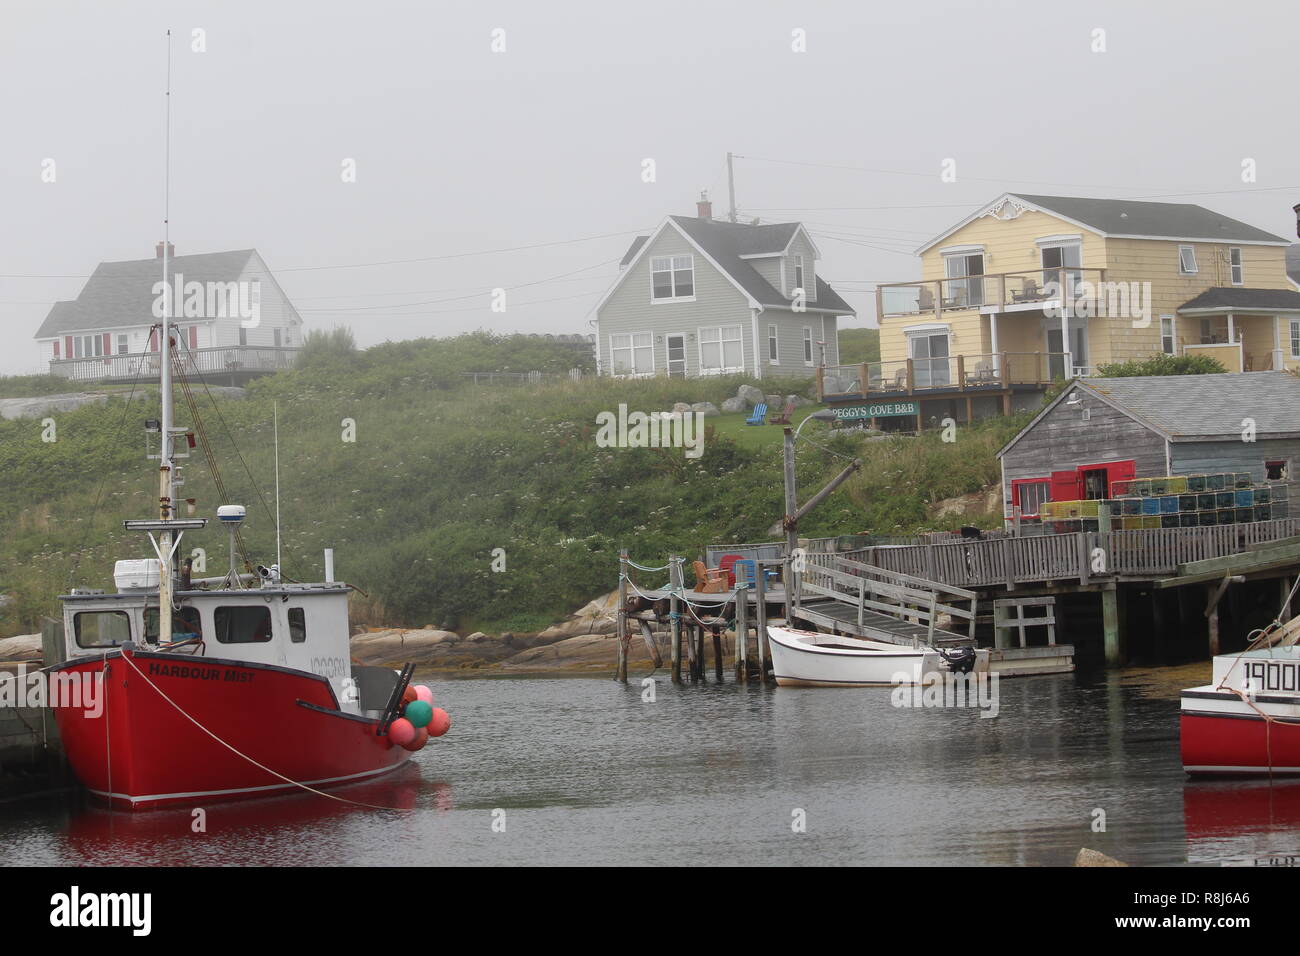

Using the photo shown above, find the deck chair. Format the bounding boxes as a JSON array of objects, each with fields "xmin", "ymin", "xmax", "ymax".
[
  {"xmin": 692, "ymin": 560, "xmax": 728, "ymax": 594},
  {"xmin": 734, "ymin": 559, "xmax": 779, "ymax": 589},
  {"xmin": 972, "ymin": 359, "xmax": 994, "ymax": 383},
  {"xmin": 744, "ymin": 402, "xmax": 768, "ymax": 425},
  {"xmin": 769, "ymin": 400, "xmax": 796, "ymax": 425},
  {"xmin": 718, "ymin": 554, "xmax": 744, "ymax": 587}
]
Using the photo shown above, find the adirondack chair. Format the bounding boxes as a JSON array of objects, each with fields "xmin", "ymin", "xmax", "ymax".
[
  {"xmin": 692, "ymin": 560, "xmax": 728, "ymax": 593},
  {"xmin": 718, "ymin": 554, "xmax": 744, "ymax": 587},
  {"xmin": 768, "ymin": 400, "xmax": 796, "ymax": 425},
  {"xmin": 744, "ymin": 402, "xmax": 768, "ymax": 425},
  {"xmin": 733, "ymin": 559, "xmax": 779, "ymax": 589}
]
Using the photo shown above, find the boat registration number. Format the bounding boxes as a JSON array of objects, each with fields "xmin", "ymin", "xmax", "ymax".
[{"xmin": 1244, "ymin": 659, "xmax": 1300, "ymax": 693}]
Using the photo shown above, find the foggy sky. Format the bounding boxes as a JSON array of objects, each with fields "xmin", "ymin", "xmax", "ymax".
[{"xmin": 2, "ymin": 0, "xmax": 1297, "ymax": 375}]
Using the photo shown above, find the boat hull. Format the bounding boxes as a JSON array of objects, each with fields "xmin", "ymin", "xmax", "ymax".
[
  {"xmin": 1181, "ymin": 689, "xmax": 1300, "ymax": 776},
  {"xmin": 52, "ymin": 648, "xmax": 411, "ymax": 810},
  {"xmin": 766, "ymin": 625, "xmax": 944, "ymax": 687}
]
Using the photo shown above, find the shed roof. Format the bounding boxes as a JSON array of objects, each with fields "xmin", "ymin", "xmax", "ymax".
[
  {"xmin": 998, "ymin": 371, "xmax": 1300, "ymax": 457},
  {"xmin": 1179, "ymin": 287, "xmax": 1300, "ymax": 312}
]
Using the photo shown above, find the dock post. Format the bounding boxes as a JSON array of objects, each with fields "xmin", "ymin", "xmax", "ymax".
[
  {"xmin": 1102, "ymin": 584, "xmax": 1123, "ymax": 666},
  {"xmin": 755, "ymin": 560, "xmax": 771, "ymax": 678},
  {"xmin": 734, "ymin": 585, "xmax": 748, "ymax": 682},
  {"xmin": 669, "ymin": 555, "xmax": 683, "ymax": 684},
  {"xmin": 713, "ymin": 626, "xmax": 723, "ymax": 683},
  {"xmin": 616, "ymin": 549, "xmax": 629, "ymax": 683},
  {"xmin": 1281, "ymin": 577, "xmax": 1293, "ymax": 621},
  {"xmin": 1207, "ymin": 582, "xmax": 1222, "ymax": 657}
]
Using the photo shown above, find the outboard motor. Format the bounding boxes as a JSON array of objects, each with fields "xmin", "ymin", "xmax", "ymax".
[{"xmin": 937, "ymin": 646, "xmax": 977, "ymax": 674}]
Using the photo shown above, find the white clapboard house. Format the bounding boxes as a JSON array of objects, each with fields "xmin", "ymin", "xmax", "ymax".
[{"xmin": 34, "ymin": 244, "xmax": 303, "ymax": 384}]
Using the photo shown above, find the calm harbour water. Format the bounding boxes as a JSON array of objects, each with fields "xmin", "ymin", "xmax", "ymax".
[{"xmin": 4, "ymin": 666, "xmax": 1300, "ymax": 866}]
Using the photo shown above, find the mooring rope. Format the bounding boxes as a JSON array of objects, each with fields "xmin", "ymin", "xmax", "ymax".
[{"xmin": 119, "ymin": 653, "xmax": 413, "ymax": 812}]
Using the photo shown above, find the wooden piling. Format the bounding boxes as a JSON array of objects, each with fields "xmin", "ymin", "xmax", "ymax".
[
  {"xmin": 755, "ymin": 560, "xmax": 771, "ymax": 678},
  {"xmin": 669, "ymin": 554, "xmax": 683, "ymax": 684},
  {"xmin": 616, "ymin": 549, "xmax": 629, "ymax": 683},
  {"xmin": 734, "ymin": 585, "xmax": 748, "ymax": 682},
  {"xmin": 1102, "ymin": 584, "xmax": 1122, "ymax": 666},
  {"xmin": 712, "ymin": 627, "xmax": 723, "ymax": 683}
]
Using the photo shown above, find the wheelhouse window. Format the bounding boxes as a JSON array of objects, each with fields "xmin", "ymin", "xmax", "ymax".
[
  {"xmin": 650, "ymin": 255, "xmax": 694, "ymax": 300},
  {"xmin": 609, "ymin": 332, "xmax": 653, "ymax": 376},
  {"xmin": 1160, "ymin": 316, "xmax": 1176, "ymax": 355},
  {"xmin": 73, "ymin": 610, "xmax": 132, "ymax": 649},
  {"xmin": 288, "ymin": 608, "xmax": 306, "ymax": 643},
  {"xmin": 1229, "ymin": 247, "xmax": 1243, "ymax": 285},
  {"xmin": 803, "ymin": 327, "xmax": 814, "ymax": 365},
  {"xmin": 214, "ymin": 605, "xmax": 273, "ymax": 644},
  {"xmin": 1179, "ymin": 245, "xmax": 1198, "ymax": 275},
  {"xmin": 145, "ymin": 606, "xmax": 203, "ymax": 645},
  {"xmin": 699, "ymin": 325, "xmax": 743, "ymax": 373},
  {"xmin": 768, "ymin": 325, "xmax": 779, "ymax": 364}
]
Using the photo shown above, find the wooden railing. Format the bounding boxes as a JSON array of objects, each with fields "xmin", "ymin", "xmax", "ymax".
[
  {"xmin": 876, "ymin": 267, "xmax": 1107, "ymax": 320},
  {"xmin": 801, "ymin": 553, "xmax": 978, "ymax": 642},
  {"xmin": 817, "ymin": 352, "xmax": 1070, "ymax": 399},
  {"xmin": 847, "ymin": 519, "xmax": 1300, "ymax": 588}
]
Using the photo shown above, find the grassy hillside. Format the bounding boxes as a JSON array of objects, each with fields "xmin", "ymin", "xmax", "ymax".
[
  {"xmin": 836, "ymin": 326, "xmax": 881, "ymax": 365},
  {"xmin": 0, "ymin": 333, "xmax": 1030, "ymax": 637}
]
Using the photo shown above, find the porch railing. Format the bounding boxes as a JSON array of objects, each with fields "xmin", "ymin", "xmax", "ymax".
[
  {"xmin": 877, "ymin": 267, "xmax": 1107, "ymax": 321},
  {"xmin": 817, "ymin": 352, "xmax": 1070, "ymax": 399},
  {"xmin": 49, "ymin": 345, "xmax": 301, "ymax": 382}
]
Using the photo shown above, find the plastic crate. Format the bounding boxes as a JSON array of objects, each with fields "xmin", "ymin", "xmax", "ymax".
[
  {"xmin": 1141, "ymin": 516, "xmax": 1161, "ymax": 529},
  {"xmin": 1159, "ymin": 496, "xmax": 1180, "ymax": 514},
  {"xmin": 1235, "ymin": 489, "xmax": 1254, "ymax": 507},
  {"xmin": 1198, "ymin": 511, "xmax": 1218, "ymax": 526},
  {"xmin": 1160, "ymin": 514, "xmax": 1180, "ymax": 528},
  {"xmin": 1207, "ymin": 473, "xmax": 1227, "ymax": 491},
  {"xmin": 1166, "ymin": 476, "xmax": 1189, "ymax": 494},
  {"xmin": 1132, "ymin": 479, "xmax": 1154, "ymax": 497},
  {"xmin": 1256, "ymin": 486, "xmax": 1272, "ymax": 504},
  {"xmin": 1081, "ymin": 518, "xmax": 1099, "ymax": 532},
  {"xmin": 1187, "ymin": 475, "xmax": 1207, "ymax": 492},
  {"xmin": 1150, "ymin": 478, "xmax": 1170, "ymax": 496},
  {"xmin": 1216, "ymin": 491, "xmax": 1235, "ymax": 509},
  {"xmin": 1111, "ymin": 479, "xmax": 1133, "ymax": 497},
  {"xmin": 1218, "ymin": 509, "xmax": 1237, "ymax": 525},
  {"xmin": 1121, "ymin": 498, "xmax": 1142, "ymax": 516},
  {"xmin": 1254, "ymin": 504, "xmax": 1272, "ymax": 521},
  {"xmin": 1235, "ymin": 472, "xmax": 1253, "ymax": 489},
  {"xmin": 1139, "ymin": 497, "xmax": 1160, "ymax": 515},
  {"xmin": 1078, "ymin": 499, "xmax": 1100, "ymax": 517},
  {"xmin": 1121, "ymin": 516, "xmax": 1144, "ymax": 530}
]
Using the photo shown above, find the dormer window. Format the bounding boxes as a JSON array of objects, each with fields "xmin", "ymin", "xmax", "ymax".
[
  {"xmin": 793, "ymin": 255, "xmax": 804, "ymax": 292},
  {"xmin": 651, "ymin": 255, "xmax": 694, "ymax": 301},
  {"xmin": 1179, "ymin": 245, "xmax": 1198, "ymax": 275}
]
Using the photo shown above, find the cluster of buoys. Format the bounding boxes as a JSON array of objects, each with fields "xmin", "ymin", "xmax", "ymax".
[{"xmin": 387, "ymin": 684, "xmax": 451, "ymax": 752}]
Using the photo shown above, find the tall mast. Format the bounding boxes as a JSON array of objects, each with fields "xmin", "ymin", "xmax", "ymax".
[{"xmin": 158, "ymin": 28, "xmax": 175, "ymax": 641}]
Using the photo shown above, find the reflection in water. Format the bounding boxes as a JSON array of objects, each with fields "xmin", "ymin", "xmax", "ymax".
[
  {"xmin": 1184, "ymin": 779, "xmax": 1300, "ymax": 866},
  {"xmin": 0, "ymin": 672, "xmax": 1295, "ymax": 865}
]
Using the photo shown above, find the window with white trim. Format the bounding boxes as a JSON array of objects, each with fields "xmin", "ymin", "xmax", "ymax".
[
  {"xmin": 1291, "ymin": 320, "xmax": 1300, "ymax": 359},
  {"xmin": 651, "ymin": 255, "xmax": 694, "ymax": 300},
  {"xmin": 699, "ymin": 325, "xmax": 743, "ymax": 373},
  {"xmin": 1178, "ymin": 245, "xmax": 1198, "ymax": 275},
  {"xmin": 793, "ymin": 255, "xmax": 804, "ymax": 294},
  {"xmin": 1013, "ymin": 479, "xmax": 1052, "ymax": 518},
  {"xmin": 1229, "ymin": 247, "xmax": 1243, "ymax": 285},
  {"xmin": 117, "ymin": 333, "xmax": 129, "ymax": 355},
  {"xmin": 610, "ymin": 332, "xmax": 654, "ymax": 376},
  {"xmin": 803, "ymin": 327, "xmax": 814, "ymax": 365},
  {"xmin": 1160, "ymin": 315, "xmax": 1175, "ymax": 355},
  {"xmin": 767, "ymin": 325, "xmax": 778, "ymax": 364}
]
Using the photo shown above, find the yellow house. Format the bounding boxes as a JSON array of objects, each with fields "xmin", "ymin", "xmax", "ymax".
[{"xmin": 822, "ymin": 194, "xmax": 1300, "ymax": 427}]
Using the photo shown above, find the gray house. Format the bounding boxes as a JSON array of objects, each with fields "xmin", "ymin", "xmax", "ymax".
[
  {"xmin": 998, "ymin": 372, "xmax": 1300, "ymax": 520},
  {"xmin": 594, "ymin": 197, "xmax": 855, "ymax": 379}
]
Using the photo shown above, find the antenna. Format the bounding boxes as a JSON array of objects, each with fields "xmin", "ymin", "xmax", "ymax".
[{"xmin": 274, "ymin": 401, "xmax": 282, "ymax": 576}]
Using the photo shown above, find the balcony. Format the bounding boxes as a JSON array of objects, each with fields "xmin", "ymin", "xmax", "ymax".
[
  {"xmin": 877, "ymin": 267, "xmax": 1108, "ymax": 320},
  {"xmin": 50, "ymin": 345, "xmax": 301, "ymax": 385},
  {"xmin": 817, "ymin": 352, "xmax": 1069, "ymax": 401}
]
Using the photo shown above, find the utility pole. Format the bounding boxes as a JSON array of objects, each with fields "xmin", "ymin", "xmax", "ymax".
[{"xmin": 727, "ymin": 151, "xmax": 737, "ymax": 223}]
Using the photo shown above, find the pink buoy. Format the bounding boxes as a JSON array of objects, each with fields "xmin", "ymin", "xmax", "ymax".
[
  {"xmin": 402, "ymin": 727, "xmax": 429, "ymax": 752},
  {"xmin": 387, "ymin": 717, "xmax": 417, "ymax": 747},
  {"xmin": 427, "ymin": 707, "xmax": 451, "ymax": 738},
  {"xmin": 414, "ymin": 684, "xmax": 434, "ymax": 705}
]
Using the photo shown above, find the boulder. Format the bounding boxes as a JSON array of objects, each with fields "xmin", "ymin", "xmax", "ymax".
[
  {"xmin": 465, "ymin": 631, "xmax": 491, "ymax": 643},
  {"xmin": 690, "ymin": 401, "xmax": 719, "ymax": 417},
  {"xmin": 720, "ymin": 396, "xmax": 747, "ymax": 413},
  {"xmin": 785, "ymin": 394, "xmax": 814, "ymax": 408},
  {"xmin": 0, "ymin": 634, "xmax": 43, "ymax": 662},
  {"xmin": 500, "ymin": 633, "xmax": 659, "ymax": 671},
  {"xmin": 1073, "ymin": 848, "xmax": 1127, "ymax": 867},
  {"xmin": 765, "ymin": 394, "xmax": 782, "ymax": 410},
  {"xmin": 671, "ymin": 402, "xmax": 691, "ymax": 414},
  {"xmin": 0, "ymin": 393, "xmax": 109, "ymax": 421},
  {"xmin": 737, "ymin": 384, "xmax": 764, "ymax": 408}
]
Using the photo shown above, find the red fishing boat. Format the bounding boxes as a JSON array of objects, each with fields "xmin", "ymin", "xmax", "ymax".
[
  {"xmin": 48, "ymin": 42, "xmax": 447, "ymax": 808},
  {"xmin": 1181, "ymin": 615, "xmax": 1300, "ymax": 776}
]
